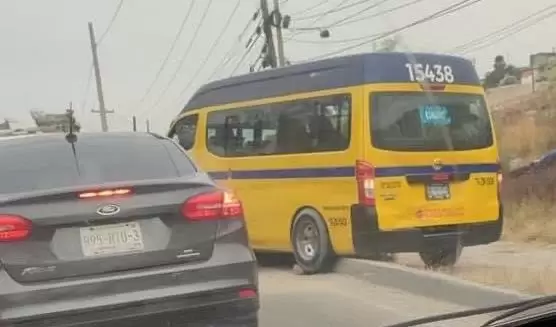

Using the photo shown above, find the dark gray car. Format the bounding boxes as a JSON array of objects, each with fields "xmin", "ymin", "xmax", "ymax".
[{"xmin": 0, "ymin": 132, "xmax": 258, "ymax": 326}]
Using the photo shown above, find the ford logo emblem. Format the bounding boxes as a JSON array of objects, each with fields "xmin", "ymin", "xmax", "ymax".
[{"xmin": 96, "ymin": 204, "xmax": 121, "ymax": 216}]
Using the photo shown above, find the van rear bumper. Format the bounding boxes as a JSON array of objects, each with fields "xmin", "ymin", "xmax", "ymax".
[{"xmin": 350, "ymin": 204, "xmax": 503, "ymax": 255}]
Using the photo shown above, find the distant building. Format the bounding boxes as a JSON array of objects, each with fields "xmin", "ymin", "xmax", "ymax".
[
  {"xmin": 0, "ymin": 119, "xmax": 10, "ymax": 130},
  {"xmin": 530, "ymin": 52, "xmax": 556, "ymax": 83},
  {"xmin": 30, "ymin": 110, "xmax": 80, "ymax": 133}
]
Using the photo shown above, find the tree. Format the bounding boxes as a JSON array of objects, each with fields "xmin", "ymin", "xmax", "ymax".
[{"xmin": 373, "ymin": 35, "xmax": 402, "ymax": 52}]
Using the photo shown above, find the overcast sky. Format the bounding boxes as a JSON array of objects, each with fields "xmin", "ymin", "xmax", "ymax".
[{"xmin": 1, "ymin": 0, "xmax": 555, "ymax": 133}]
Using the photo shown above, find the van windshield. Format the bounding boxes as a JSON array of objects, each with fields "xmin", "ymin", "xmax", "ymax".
[{"xmin": 370, "ymin": 92, "xmax": 494, "ymax": 152}]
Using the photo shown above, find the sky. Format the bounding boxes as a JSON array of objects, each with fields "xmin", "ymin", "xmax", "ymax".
[{"xmin": 1, "ymin": 0, "xmax": 555, "ymax": 134}]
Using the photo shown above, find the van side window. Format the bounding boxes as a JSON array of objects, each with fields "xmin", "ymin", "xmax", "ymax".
[
  {"xmin": 206, "ymin": 94, "xmax": 351, "ymax": 157},
  {"xmin": 174, "ymin": 114, "xmax": 198, "ymax": 151}
]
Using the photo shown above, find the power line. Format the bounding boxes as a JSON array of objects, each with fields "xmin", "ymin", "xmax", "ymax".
[
  {"xmin": 80, "ymin": 64, "xmax": 94, "ymax": 114},
  {"xmin": 323, "ymin": 0, "xmax": 396, "ymax": 28},
  {"xmin": 289, "ymin": 0, "xmax": 332, "ymax": 16},
  {"xmin": 286, "ymin": 0, "xmax": 405, "ymax": 44},
  {"xmin": 205, "ymin": 15, "xmax": 261, "ymax": 82},
  {"xmin": 295, "ymin": 0, "xmax": 373, "ymax": 21},
  {"xmin": 460, "ymin": 9, "xmax": 556, "ymax": 54},
  {"xmin": 285, "ymin": 0, "xmax": 348, "ymax": 42},
  {"xmin": 230, "ymin": 33, "xmax": 263, "ymax": 76},
  {"xmin": 147, "ymin": 0, "xmax": 214, "ymax": 112},
  {"xmin": 96, "ymin": 0, "xmax": 124, "ymax": 46},
  {"xmin": 450, "ymin": 4, "xmax": 556, "ymax": 54},
  {"xmin": 325, "ymin": 0, "xmax": 426, "ymax": 28},
  {"xmin": 305, "ymin": 0, "xmax": 484, "ymax": 61},
  {"xmin": 135, "ymin": 1, "xmax": 195, "ymax": 106},
  {"xmin": 173, "ymin": 0, "xmax": 242, "ymax": 106}
]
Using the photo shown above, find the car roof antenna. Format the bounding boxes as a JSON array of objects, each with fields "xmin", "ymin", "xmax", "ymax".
[
  {"xmin": 64, "ymin": 102, "xmax": 81, "ymax": 175},
  {"xmin": 65, "ymin": 102, "xmax": 78, "ymax": 143}
]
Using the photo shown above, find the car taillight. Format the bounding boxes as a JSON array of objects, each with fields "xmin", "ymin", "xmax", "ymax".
[
  {"xmin": 0, "ymin": 215, "xmax": 32, "ymax": 242},
  {"xmin": 181, "ymin": 190, "xmax": 243, "ymax": 221},
  {"xmin": 78, "ymin": 188, "xmax": 132, "ymax": 199},
  {"xmin": 356, "ymin": 160, "xmax": 375, "ymax": 206},
  {"xmin": 238, "ymin": 288, "xmax": 257, "ymax": 299}
]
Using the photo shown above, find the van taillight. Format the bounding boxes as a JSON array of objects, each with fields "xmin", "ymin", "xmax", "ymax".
[
  {"xmin": 0, "ymin": 215, "xmax": 32, "ymax": 242},
  {"xmin": 181, "ymin": 191, "xmax": 243, "ymax": 221},
  {"xmin": 356, "ymin": 160, "xmax": 375, "ymax": 206}
]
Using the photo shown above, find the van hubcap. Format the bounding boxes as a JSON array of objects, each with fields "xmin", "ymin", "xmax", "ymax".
[{"xmin": 296, "ymin": 221, "xmax": 319, "ymax": 261}]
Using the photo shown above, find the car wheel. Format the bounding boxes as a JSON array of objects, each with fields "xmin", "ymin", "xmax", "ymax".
[
  {"xmin": 291, "ymin": 209, "xmax": 336, "ymax": 274},
  {"xmin": 419, "ymin": 240, "xmax": 462, "ymax": 269}
]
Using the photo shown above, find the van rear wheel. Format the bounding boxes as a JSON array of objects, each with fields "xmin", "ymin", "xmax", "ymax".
[
  {"xmin": 419, "ymin": 240, "xmax": 462, "ymax": 269},
  {"xmin": 291, "ymin": 209, "xmax": 336, "ymax": 274}
]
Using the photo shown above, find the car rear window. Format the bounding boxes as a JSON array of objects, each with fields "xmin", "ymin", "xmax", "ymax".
[
  {"xmin": 0, "ymin": 136, "xmax": 197, "ymax": 194},
  {"xmin": 370, "ymin": 92, "xmax": 494, "ymax": 152}
]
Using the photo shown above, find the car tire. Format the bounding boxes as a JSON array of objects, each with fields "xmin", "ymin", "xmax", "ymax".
[
  {"xmin": 291, "ymin": 208, "xmax": 336, "ymax": 274},
  {"xmin": 419, "ymin": 240, "xmax": 463, "ymax": 269}
]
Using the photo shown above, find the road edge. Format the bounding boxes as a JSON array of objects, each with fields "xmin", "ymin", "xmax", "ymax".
[{"xmin": 334, "ymin": 258, "xmax": 533, "ymax": 308}]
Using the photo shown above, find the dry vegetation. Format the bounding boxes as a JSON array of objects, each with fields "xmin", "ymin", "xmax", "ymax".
[
  {"xmin": 494, "ymin": 85, "xmax": 556, "ymax": 244},
  {"xmin": 442, "ymin": 265, "xmax": 556, "ymax": 295},
  {"xmin": 435, "ymin": 86, "xmax": 556, "ymax": 295}
]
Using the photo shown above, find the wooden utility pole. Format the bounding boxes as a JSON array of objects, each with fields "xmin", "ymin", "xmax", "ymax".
[
  {"xmin": 132, "ymin": 116, "xmax": 137, "ymax": 132},
  {"xmin": 146, "ymin": 119, "xmax": 150, "ymax": 133},
  {"xmin": 272, "ymin": 0, "xmax": 286, "ymax": 67},
  {"xmin": 88, "ymin": 22, "xmax": 113, "ymax": 132},
  {"xmin": 260, "ymin": 0, "xmax": 277, "ymax": 68}
]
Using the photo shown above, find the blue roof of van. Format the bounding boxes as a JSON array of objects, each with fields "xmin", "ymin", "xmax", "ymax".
[{"xmin": 180, "ymin": 52, "xmax": 479, "ymax": 114}]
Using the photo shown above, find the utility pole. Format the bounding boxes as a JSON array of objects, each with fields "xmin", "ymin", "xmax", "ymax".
[
  {"xmin": 272, "ymin": 0, "xmax": 286, "ymax": 67},
  {"xmin": 132, "ymin": 116, "xmax": 137, "ymax": 132},
  {"xmin": 146, "ymin": 119, "xmax": 150, "ymax": 133},
  {"xmin": 88, "ymin": 22, "xmax": 113, "ymax": 132},
  {"xmin": 260, "ymin": 0, "xmax": 277, "ymax": 68}
]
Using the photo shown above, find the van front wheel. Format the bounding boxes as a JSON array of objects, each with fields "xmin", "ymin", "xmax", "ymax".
[
  {"xmin": 291, "ymin": 209, "xmax": 336, "ymax": 274},
  {"xmin": 419, "ymin": 241, "xmax": 462, "ymax": 269}
]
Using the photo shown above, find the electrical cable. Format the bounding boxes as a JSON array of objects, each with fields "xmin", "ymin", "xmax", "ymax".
[
  {"xmin": 305, "ymin": 0, "xmax": 484, "ymax": 61},
  {"xmin": 147, "ymin": 0, "xmax": 214, "ymax": 111},
  {"xmin": 172, "ymin": 0, "xmax": 242, "ymax": 106},
  {"xmin": 135, "ymin": 1, "xmax": 195, "ymax": 106}
]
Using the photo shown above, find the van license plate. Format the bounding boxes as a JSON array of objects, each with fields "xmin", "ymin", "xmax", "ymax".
[{"xmin": 426, "ymin": 184, "xmax": 450, "ymax": 201}]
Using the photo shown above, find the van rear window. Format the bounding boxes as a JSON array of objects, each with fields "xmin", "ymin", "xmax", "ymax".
[{"xmin": 370, "ymin": 92, "xmax": 493, "ymax": 152}]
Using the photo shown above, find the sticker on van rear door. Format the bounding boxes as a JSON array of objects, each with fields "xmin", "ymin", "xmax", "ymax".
[{"xmin": 418, "ymin": 105, "xmax": 452, "ymax": 126}]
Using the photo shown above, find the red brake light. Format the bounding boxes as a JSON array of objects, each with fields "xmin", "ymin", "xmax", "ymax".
[
  {"xmin": 420, "ymin": 83, "xmax": 446, "ymax": 92},
  {"xmin": 356, "ymin": 160, "xmax": 375, "ymax": 206},
  {"xmin": 78, "ymin": 188, "xmax": 132, "ymax": 199},
  {"xmin": 432, "ymin": 173, "xmax": 450, "ymax": 181},
  {"xmin": 181, "ymin": 191, "xmax": 243, "ymax": 221},
  {"xmin": 238, "ymin": 288, "xmax": 257, "ymax": 299},
  {"xmin": 0, "ymin": 215, "xmax": 32, "ymax": 242}
]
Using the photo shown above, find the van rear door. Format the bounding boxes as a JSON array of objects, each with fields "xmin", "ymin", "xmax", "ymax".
[{"xmin": 368, "ymin": 91, "xmax": 500, "ymax": 230}]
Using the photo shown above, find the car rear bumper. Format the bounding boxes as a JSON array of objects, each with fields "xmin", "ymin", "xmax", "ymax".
[
  {"xmin": 6, "ymin": 289, "xmax": 258, "ymax": 327},
  {"xmin": 0, "ymin": 235, "xmax": 258, "ymax": 326},
  {"xmin": 350, "ymin": 204, "xmax": 503, "ymax": 255}
]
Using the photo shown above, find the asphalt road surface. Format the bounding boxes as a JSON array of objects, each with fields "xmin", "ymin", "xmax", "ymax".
[{"xmin": 259, "ymin": 266, "xmax": 491, "ymax": 327}]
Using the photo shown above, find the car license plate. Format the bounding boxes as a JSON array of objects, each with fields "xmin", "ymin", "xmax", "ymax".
[
  {"xmin": 425, "ymin": 183, "xmax": 450, "ymax": 201},
  {"xmin": 80, "ymin": 222, "xmax": 144, "ymax": 257}
]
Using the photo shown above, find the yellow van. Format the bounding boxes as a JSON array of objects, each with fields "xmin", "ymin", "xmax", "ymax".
[{"xmin": 168, "ymin": 52, "xmax": 502, "ymax": 274}]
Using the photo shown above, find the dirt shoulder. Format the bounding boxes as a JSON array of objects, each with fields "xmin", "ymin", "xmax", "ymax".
[{"xmin": 397, "ymin": 242, "xmax": 556, "ymax": 295}]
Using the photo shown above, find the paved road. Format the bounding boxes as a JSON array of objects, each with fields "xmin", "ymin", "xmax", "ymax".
[{"xmin": 259, "ymin": 266, "xmax": 490, "ymax": 327}]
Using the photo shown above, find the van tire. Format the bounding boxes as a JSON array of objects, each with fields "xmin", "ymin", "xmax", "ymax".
[
  {"xmin": 419, "ymin": 241, "xmax": 463, "ymax": 269},
  {"xmin": 291, "ymin": 209, "xmax": 336, "ymax": 274}
]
